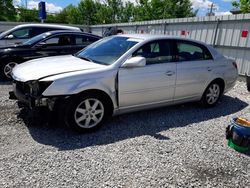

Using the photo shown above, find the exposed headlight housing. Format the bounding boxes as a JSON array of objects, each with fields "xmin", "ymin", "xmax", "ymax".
[{"xmin": 28, "ymin": 81, "xmax": 53, "ymax": 96}]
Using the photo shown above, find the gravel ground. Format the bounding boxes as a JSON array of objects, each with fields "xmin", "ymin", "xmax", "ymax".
[{"xmin": 0, "ymin": 81, "xmax": 250, "ymax": 188}]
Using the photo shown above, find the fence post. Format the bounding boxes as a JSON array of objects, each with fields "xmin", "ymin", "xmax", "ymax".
[
  {"xmin": 163, "ymin": 22, "xmax": 168, "ymax": 34},
  {"xmin": 213, "ymin": 19, "xmax": 221, "ymax": 47}
]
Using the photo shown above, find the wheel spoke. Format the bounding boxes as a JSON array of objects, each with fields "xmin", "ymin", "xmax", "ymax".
[
  {"xmin": 94, "ymin": 110, "xmax": 103, "ymax": 115},
  {"xmin": 208, "ymin": 97, "xmax": 213, "ymax": 104},
  {"xmin": 76, "ymin": 108, "xmax": 86, "ymax": 114},
  {"xmin": 209, "ymin": 88, "xmax": 213, "ymax": 94},
  {"xmin": 85, "ymin": 100, "xmax": 91, "ymax": 109},
  {"xmin": 92, "ymin": 100, "xmax": 99, "ymax": 110},
  {"xmin": 76, "ymin": 115, "xmax": 86, "ymax": 123},
  {"xmin": 85, "ymin": 117, "xmax": 91, "ymax": 127},
  {"xmin": 92, "ymin": 115, "xmax": 99, "ymax": 123},
  {"xmin": 207, "ymin": 93, "xmax": 213, "ymax": 97}
]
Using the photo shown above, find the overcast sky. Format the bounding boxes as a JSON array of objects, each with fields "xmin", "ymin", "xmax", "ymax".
[{"xmin": 13, "ymin": 0, "xmax": 233, "ymax": 16}]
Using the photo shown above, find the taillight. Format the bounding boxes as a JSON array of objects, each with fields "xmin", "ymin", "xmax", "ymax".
[{"xmin": 232, "ymin": 62, "xmax": 238, "ymax": 70}]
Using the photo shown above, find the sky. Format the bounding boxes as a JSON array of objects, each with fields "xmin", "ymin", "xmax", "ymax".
[{"xmin": 13, "ymin": 0, "xmax": 234, "ymax": 16}]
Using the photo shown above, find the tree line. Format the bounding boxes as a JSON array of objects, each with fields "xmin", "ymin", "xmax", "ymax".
[
  {"xmin": 1, "ymin": 0, "xmax": 250, "ymax": 25},
  {"xmin": 1, "ymin": 0, "xmax": 196, "ymax": 25}
]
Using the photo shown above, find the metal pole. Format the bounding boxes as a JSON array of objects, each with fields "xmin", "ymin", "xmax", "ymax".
[
  {"xmin": 163, "ymin": 22, "xmax": 167, "ymax": 34},
  {"xmin": 213, "ymin": 18, "xmax": 220, "ymax": 47}
]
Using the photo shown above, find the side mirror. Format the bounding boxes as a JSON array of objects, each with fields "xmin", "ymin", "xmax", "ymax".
[
  {"xmin": 5, "ymin": 34, "xmax": 14, "ymax": 39},
  {"xmin": 36, "ymin": 42, "xmax": 47, "ymax": 49},
  {"xmin": 122, "ymin": 57, "xmax": 146, "ymax": 68}
]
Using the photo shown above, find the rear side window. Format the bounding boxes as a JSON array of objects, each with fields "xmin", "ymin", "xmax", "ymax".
[
  {"xmin": 73, "ymin": 35, "xmax": 99, "ymax": 45},
  {"xmin": 177, "ymin": 41, "xmax": 213, "ymax": 61},
  {"xmin": 133, "ymin": 40, "xmax": 174, "ymax": 65}
]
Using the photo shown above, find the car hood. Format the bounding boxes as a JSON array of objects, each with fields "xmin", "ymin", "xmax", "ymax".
[{"xmin": 12, "ymin": 55, "xmax": 105, "ymax": 82}]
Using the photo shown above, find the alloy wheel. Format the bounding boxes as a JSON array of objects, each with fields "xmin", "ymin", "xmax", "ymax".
[
  {"xmin": 4, "ymin": 62, "xmax": 18, "ymax": 78},
  {"xmin": 74, "ymin": 98, "xmax": 104, "ymax": 129},
  {"xmin": 206, "ymin": 83, "xmax": 220, "ymax": 105}
]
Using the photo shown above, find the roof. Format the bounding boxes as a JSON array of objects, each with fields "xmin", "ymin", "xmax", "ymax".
[
  {"xmin": 14, "ymin": 23, "xmax": 80, "ymax": 30},
  {"xmin": 120, "ymin": 34, "xmax": 209, "ymax": 45},
  {"xmin": 46, "ymin": 30, "xmax": 101, "ymax": 38}
]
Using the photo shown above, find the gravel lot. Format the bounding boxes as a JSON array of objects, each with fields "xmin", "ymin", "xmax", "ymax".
[{"xmin": 0, "ymin": 81, "xmax": 250, "ymax": 187}]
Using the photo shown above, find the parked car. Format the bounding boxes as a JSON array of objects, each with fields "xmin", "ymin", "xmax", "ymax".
[
  {"xmin": 0, "ymin": 30, "xmax": 101, "ymax": 80},
  {"xmin": 10, "ymin": 34, "xmax": 238, "ymax": 132},
  {"xmin": 0, "ymin": 24, "xmax": 81, "ymax": 47}
]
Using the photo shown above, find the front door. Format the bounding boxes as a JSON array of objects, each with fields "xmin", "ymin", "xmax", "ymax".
[{"xmin": 118, "ymin": 40, "xmax": 177, "ymax": 108}]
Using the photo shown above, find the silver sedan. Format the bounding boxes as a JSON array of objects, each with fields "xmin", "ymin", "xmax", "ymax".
[{"xmin": 11, "ymin": 34, "xmax": 238, "ymax": 132}]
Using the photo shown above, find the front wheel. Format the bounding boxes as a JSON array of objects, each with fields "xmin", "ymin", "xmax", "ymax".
[
  {"xmin": 65, "ymin": 94, "xmax": 110, "ymax": 132},
  {"xmin": 0, "ymin": 62, "xmax": 18, "ymax": 81},
  {"xmin": 201, "ymin": 82, "xmax": 222, "ymax": 107}
]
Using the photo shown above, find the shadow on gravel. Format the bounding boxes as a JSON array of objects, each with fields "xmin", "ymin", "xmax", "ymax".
[{"xmin": 18, "ymin": 95, "xmax": 248, "ymax": 151}]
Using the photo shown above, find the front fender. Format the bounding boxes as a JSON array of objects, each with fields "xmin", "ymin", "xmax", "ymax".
[{"xmin": 42, "ymin": 74, "xmax": 117, "ymax": 108}]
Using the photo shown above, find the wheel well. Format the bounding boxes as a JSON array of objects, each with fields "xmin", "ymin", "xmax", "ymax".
[
  {"xmin": 77, "ymin": 89, "xmax": 114, "ymax": 114},
  {"xmin": 210, "ymin": 78, "xmax": 225, "ymax": 93},
  {"xmin": 3, "ymin": 56, "xmax": 23, "ymax": 64}
]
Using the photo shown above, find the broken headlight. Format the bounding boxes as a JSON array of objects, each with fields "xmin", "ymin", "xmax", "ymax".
[{"xmin": 28, "ymin": 81, "xmax": 52, "ymax": 96}]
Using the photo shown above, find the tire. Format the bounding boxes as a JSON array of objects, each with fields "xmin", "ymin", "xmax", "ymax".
[
  {"xmin": 64, "ymin": 93, "xmax": 112, "ymax": 132},
  {"xmin": 0, "ymin": 61, "xmax": 18, "ymax": 81},
  {"xmin": 200, "ymin": 81, "xmax": 222, "ymax": 107}
]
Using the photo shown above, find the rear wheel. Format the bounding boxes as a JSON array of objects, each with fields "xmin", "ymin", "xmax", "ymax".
[
  {"xmin": 201, "ymin": 82, "xmax": 222, "ymax": 107},
  {"xmin": 65, "ymin": 93, "xmax": 111, "ymax": 132}
]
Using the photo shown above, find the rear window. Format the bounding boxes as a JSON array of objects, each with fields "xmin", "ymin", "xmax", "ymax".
[{"xmin": 73, "ymin": 35, "xmax": 99, "ymax": 45}]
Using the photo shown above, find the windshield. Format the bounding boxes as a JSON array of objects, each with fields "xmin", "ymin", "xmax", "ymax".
[
  {"xmin": 23, "ymin": 32, "xmax": 52, "ymax": 45},
  {"xmin": 0, "ymin": 30, "xmax": 10, "ymax": 39},
  {"xmin": 76, "ymin": 36, "xmax": 142, "ymax": 65}
]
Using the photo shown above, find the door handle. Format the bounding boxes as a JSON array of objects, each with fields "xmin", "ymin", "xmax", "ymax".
[
  {"xmin": 165, "ymin": 71, "xmax": 175, "ymax": 76},
  {"xmin": 207, "ymin": 67, "xmax": 212, "ymax": 72}
]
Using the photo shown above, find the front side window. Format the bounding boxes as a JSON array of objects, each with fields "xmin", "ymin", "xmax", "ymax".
[
  {"xmin": 76, "ymin": 36, "xmax": 141, "ymax": 65},
  {"xmin": 177, "ymin": 41, "xmax": 213, "ymax": 61},
  {"xmin": 133, "ymin": 40, "xmax": 173, "ymax": 65},
  {"xmin": 10, "ymin": 28, "xmax": 31, "ymax": 39}
]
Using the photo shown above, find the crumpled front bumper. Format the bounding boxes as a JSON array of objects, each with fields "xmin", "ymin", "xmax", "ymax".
[{"xmin": 9, "ymin": 82, "xmax": 55, "ymax": 110}]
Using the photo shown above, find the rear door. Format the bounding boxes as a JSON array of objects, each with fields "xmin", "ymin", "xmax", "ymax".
[
  {"xmin": 174, "ymin": 40, "xmax": 214, "ymax": 102},
  {"xmin": 118, "ymin": 40, "xmax": 177, "ymax": 107}
]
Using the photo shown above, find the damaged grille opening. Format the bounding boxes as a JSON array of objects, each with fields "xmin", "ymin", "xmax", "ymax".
[{"xmin": 14, "ymin": 80, "xmax": 53, "ymax": 97}]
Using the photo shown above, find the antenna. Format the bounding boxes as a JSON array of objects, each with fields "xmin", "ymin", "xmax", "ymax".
[{"xmin": 206, "ymin": 3, "xmax": 217, "ymax": 16}]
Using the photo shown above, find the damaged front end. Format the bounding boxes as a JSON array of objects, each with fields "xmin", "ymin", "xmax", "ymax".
[{"xmin": 9, "ymin": 80, "xmax": 56, "ymax": 110}]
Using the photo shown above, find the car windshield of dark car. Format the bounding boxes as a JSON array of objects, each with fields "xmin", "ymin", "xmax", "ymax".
[
  {"xmin": 76, "ymin": 36, "xmax": 141, "ymax": 65},
  {"xmin": 23, "ymin": 32, "xmax": 52, "ymax": 45}
]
